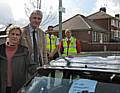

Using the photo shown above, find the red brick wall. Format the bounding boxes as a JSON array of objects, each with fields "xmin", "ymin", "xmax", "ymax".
[{"xmin": 81, "ymin": 41, "xmax": 120, "ymax": 52}]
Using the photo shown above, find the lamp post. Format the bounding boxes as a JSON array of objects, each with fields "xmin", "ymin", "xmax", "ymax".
[
  {"xmin": 59, "ymin": 0, "xmax": 62, "ymax": 39},
  {"xmin": 59, "ymin": 0, "xmax": 65, "ymax": 39}
]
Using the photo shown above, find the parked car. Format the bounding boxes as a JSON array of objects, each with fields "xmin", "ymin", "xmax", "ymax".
[{"xmin": 18, "ymin": 56, "xmax": 120, "ymax": 93}]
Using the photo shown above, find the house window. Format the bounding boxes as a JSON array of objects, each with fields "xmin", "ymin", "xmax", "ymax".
[
  {"xmin": 111, "ymin": 29, "xmax": 114, "ymax": 39},
  {"xmin": 105, "ymin": 34, "xmax": 108, "ymax": 41},
  {"xmin": 111, "ymin": 19, "xmax": 119, "ymax": 27},
  {"xmin": 99, "ymin": 33, "xmax": 102, "ymax": 43},
  {"xmin": 111, "ymin": 19, "xmax": 115, "ymax": 26},
  {"xmin": 118, "ymin": 31, "xmax": 120, "ymax": 37},
  {"xmin": 92, "ymin": 31, "xmax": 97, "ymax": 42},
  {"xmin": 96, "ymin": 33, "xmax": 99, "ymax": 42},
  {"xmin": 115, "ymin": 30, "xmax": 119, "ymax": 37},
  {"xmin": 116, "ymin": 20, "xmax": 119, "ymax": 27},
  {"xmin": 119, "ymin": 22, "xmax": 120, "ymax": 28},
  {"xmin": 103, "ymin": 34, "xmax": 106, "ymax": 42}
]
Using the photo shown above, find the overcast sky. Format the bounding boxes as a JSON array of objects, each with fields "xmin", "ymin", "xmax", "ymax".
[{"xmin": 0, "ymin": 0, "xmax": 120, "ymax": 29}]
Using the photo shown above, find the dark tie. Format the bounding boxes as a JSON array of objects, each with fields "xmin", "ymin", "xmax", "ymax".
[{"xmin": 33, "ymin": 30, "xmax": 38, "ymax": 64}]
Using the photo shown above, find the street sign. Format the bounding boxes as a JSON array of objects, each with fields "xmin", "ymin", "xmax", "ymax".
[{"xmin": 59, "ymin": 7, "xmax": 65, "ymax": 13}]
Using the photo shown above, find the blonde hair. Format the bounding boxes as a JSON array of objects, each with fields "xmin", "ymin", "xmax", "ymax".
[{"xmin": 6, "ymin": 25, "xmax": 22, "ymax": 36}]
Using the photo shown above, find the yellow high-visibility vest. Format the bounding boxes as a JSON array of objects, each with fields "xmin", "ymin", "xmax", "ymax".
[
  {"xmin": 62, "ymin": 37, "xmax": 77, "ymax": 56},
  {"xmin": 46, "ymin": 34, "xmax": 57, "ymax": 52}
]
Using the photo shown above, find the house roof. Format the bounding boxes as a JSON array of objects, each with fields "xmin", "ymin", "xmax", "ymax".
[
  {"xmin": 87, "ymin": 11, "xmax": 114, "ymax": 19},
  {"xmin": 54, "ymin": 14, "xmax": 108, "ymax": 33},
  {"xmin": 84, "ymin": 16, "xmax": 108, "ymax": 32}
]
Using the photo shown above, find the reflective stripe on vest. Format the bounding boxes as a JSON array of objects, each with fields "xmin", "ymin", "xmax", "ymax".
[
  {"xmin": 62, "ymin": 37, "xmax": 77, "ymax": 56},
  {"xmin": 46, "ymin": 34, "xmax": 56, "ymax": 52}
]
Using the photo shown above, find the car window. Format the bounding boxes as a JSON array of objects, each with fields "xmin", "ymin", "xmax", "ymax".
[
  {"xmin": 53, "ymin": 70, "xmax": 63, "ymax": 87},
  {"xmin": 19, "ymin": 67, "xmax": 120, "ymax": 93}
]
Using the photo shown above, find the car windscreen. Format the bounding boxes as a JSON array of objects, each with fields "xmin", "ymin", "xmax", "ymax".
[{"xmin": 19, "ymin": 68, "xmax": 120, "ymax": 93}]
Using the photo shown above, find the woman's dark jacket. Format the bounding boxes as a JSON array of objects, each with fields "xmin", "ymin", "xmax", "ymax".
[{"xmin": 0, "ymin": 43, "xmax": 33, "ymax": 93}]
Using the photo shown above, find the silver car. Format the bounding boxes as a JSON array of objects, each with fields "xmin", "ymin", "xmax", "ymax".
[{"xmin": 18, "ymin": 56, "xmax": 120, "ymax": 93}]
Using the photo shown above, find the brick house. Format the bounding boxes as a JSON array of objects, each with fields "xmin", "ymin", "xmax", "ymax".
[
  {"xmin": 53, "ymin": 14, "xmax": 108, "ymax": 43},
  {"xmin": 53, "ymin": 11, "xmax": 120, "ymax": 52},
  {"xmin": 87, "ymin": 7, "xmax": 120, "ymax": 42}
]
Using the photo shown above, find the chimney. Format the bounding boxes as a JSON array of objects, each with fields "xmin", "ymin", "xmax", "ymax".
[
  {"xmin": 115, "ymin": 14, "xmax": 120, "ymax": 18},
  {"xmin": 99, "ymin": 7, "xmax": 106, "ymax": 12}
]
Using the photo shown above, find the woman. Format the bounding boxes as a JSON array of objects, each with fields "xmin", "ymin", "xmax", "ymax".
[{"xmin": 0, "ymin": 26, "xmax": 33, "ymax": 93}]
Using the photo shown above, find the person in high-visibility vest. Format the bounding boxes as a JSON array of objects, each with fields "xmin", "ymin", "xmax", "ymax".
[
  {"xmin": 59, "ymin": 29, "xmax": 80, "ymax": 57},
  {"xmin": 46, "ymin": 26, "xmax": 59, "ymax": 60}
]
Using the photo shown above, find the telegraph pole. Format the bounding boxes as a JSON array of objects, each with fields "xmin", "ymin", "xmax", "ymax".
[
  {"xmin": 37, "ymin": 0, "xmax": 41, "ymax": 9},
  {"xmin": 39, "ymin": 0, "xmax": 41, "ymax": 9},
  {"xmin": 59, "ymin": 0, "xmax": 62, "ymax": 39}
]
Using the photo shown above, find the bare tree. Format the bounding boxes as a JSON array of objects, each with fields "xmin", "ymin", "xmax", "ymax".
[{"xmin": 24, "ymin": 0, "xmax": 58, "ymax": 30}]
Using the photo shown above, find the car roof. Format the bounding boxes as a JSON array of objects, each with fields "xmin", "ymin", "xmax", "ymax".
[{"xmin": 38, "ymin": 56, "xmax": 120, "ymax": 74}]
